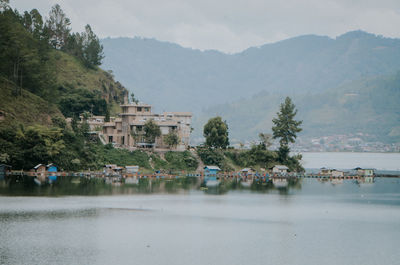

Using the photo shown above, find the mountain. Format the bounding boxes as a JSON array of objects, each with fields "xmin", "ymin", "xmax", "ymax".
[
  {"xmin": 101, "ymin": 31, "xmax": 400, "ymax": 114},
  {"xmin": 194, "ymin": 72, "xmax": 400, "ymax": 143}
]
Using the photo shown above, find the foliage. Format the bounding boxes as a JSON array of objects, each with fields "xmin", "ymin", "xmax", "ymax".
[
  {"xmin": 45, "ymin": 4, "xmax": 71, "ymax": 49},
  {"xmin": 164, "ymin": 131, "xmax": 179, "ymax": 149},
  {"xmin": 58, "ymin": 88, "xmax": 108, "ymax": 117},
  {"xmin": 144, "ymin": 119, "xmax": 161, "ymax": 144},
  {"xmin": 130, "ymin": 92, "xmax": 139, "ymax": 104},
  {"xmin": 225, "ymin": 144, "xmax": 277, "ymax": 169},
  {"xmin": 272, "ymin": 97, "xmax": 302, "ymax": 147},
  {"xmin": 196, "ymin": 146, "xmax": 226, "ymax": 169},
  {"xmin": 203, "ymin": 116, "xmax": 229, "ymax": 149},
  {"xmin": 164, "ymin": 151, "xmax": 198, "ymax": 171},
  {"xmin": 258, "ymin": 133, "xmax": 272, "ymax": 150}
]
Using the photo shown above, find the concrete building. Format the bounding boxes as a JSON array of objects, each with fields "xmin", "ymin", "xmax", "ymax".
[{"xmin": 101, "ymin": 103, "xmax": 192, "ymax": 151}]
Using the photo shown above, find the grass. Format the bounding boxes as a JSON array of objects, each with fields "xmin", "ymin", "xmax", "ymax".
[{"xmin": 0, "ymin": 78, "xmax": 62, "ymax": 127}]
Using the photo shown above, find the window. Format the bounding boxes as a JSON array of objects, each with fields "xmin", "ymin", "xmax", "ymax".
[
  {"xmin": 137, "ymin": 107, "xmax": 142, "ymax": 112},
  {"xmin": 108, "ymin": 136, "xmax": 113, "ymax": 143},
  {"xmin": 122, "ymin": 136, "xmax": 125, "ymax": 145}
]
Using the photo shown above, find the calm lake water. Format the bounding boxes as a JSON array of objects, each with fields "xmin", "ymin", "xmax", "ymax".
[
  {"xmin": 1, "ymin": 178, "xmax": 400, "ymax": 265},
  {"xmin": 301, "ymin": 152, "xmax": 400, "ymax": 171}
]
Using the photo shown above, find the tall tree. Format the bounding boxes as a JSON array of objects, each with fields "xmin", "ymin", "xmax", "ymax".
[
  {"xmin": 272, "ymin": 97, "xmax": 302, "ymax": 160},
  {"xmin": 143, "ymin": 119, "xmax": 161, "ymax": 144},
  {"xmin": 165, "ymin": 131, "xmax": 179, "ymax": 149},
  {"xmin": 203, "ymin": 116, "xmax": 229, "ymax": 149},
  {"xmin": 81, "ymin": 24, "xmax": 104, "ymax": 67},
  {"xmin": 258, "ymin": 133, "xmax": 273, "ymax": 150},
  {"xmin": 45, "ymin": 4, "xmax": 70, "ymax": 49}
]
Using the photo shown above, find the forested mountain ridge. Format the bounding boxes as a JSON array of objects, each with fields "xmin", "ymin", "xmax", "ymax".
[
  {"xmin": 193, "ymin": 72, "xmax": 400, "ymax": 143},
  {"xmin": 0, "ymin": 4, "xmax": 128, "ymax": 126},
  {"xmin": 0, "ymin": 3, "xmax": 135, "ymax": 170},
  {"xmin": 101, "ymin": 31, "xmax": 400, "ymax": 113}
]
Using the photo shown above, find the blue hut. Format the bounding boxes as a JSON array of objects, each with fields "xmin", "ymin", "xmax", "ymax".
[
  {"xmin": 204, "ymin": 166, "xmax": 221, "ymax": 177},
  {"xmin": 47, "ymin": 163, "xmax": 58, "ymax": 182},
  {"xmin": 203, "ymin": 166, "xmax": 221, "ymax": 187}
]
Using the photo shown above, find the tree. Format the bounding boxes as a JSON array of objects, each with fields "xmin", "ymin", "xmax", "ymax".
[
  {"xmin": 45, "ymin": 4, "xmax": 71, "ymax": 49},
  {"xmin": 143, "ymin": 119, "xmax": 161, "ymax": 144},
  {"xmin": 81, "ymin": 24, "xmax": 104, "ymax": 67},
  {"xmin": 272, "ymin": 97, "xmax": 302, "ymax": 146},
  {"xmin": 258, "ymin": 133, "xmax": 272, "ymax": 150},
  {"xmin": 272, "ymin": 97, "xmax": 302, "ymax": 161},
  {"xmin": 0, "ymin": 0, "xmax": 9, "ymax": 12},
  {"xmin": 203, "ymin": 116, "xmax": 229, "ymax": 149},
  {"xmin": 165, "ymin": 131, "xmax": 179, "ymax": 149},
  {"xmin": 130, "ymin": 92, "xmax": 139, "ymax": 104}
]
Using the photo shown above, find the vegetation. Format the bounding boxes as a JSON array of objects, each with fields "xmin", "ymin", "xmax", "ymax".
[
  {"xmin": 144, "ymin": 119, "xmax": 161, "ymax": 144},
  {"xmin": 203, "ymin": 116, "xmax": 229, "ymax": 149},
  {"xmin": 164, "ymin": 131, "xmax": 179, "ymax": 149}
]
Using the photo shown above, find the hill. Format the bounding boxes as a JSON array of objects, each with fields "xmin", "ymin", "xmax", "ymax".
[
  {"xmin": 193, "ymin": 72, "xmax": 400, "ymax": 143},
  {"xmin": 101, "ymin": 31, "xmax": 400, "ymax": 114}
]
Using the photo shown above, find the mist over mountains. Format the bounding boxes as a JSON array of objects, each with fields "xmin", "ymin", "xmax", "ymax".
[{"xmin": 101, "ymin": 31, "xmax": 400, "ymax": 143}]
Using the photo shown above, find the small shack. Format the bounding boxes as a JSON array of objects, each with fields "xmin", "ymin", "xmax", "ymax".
[
  {"xmin": 240, "ymin": 168, "xmax": 255, "ymax": 176},
  {"xmin": 47, "ymin": 163, "xmax": 58, "ymax": 182},
  {"xmin": 32, "ymin": 164, "xmax": 46, "ymax": 181},
  {"xmin": 355, "ymin": 168, "xmax": 375, "ymax": 177},
  {"xmin": 125, "ymin": 165, "xmax": 139, "ymax": 174},
  {"xmin": 104, "ymin": 164, "xmax": 123, "ymax": 176},
  {"xmin": 204, "ymin": 166, "xmax": 221, "ymax": 177},
  {"xmin": 272, "ymin": 165, "xmax": 289, "ymax": 174}
]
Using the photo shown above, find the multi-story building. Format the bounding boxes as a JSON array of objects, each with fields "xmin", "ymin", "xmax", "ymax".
[{"xmin": 101, "ymin": 103, "xmax": 192, "ymax": 151}]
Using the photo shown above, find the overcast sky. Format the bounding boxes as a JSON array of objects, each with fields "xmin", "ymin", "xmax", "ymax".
[{"xmin": 11, "ymin": 0, "xmax": 400, "ymax": 53}]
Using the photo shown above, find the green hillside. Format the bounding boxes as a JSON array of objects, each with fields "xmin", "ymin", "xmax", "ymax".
[{"xmin": 193, "ymin": 73, "xmax": 400, "ymax": 143}]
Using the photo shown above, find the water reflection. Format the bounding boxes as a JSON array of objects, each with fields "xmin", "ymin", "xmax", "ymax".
[{"xmin": 1, "ymin": 175, "xmax": 385, "ymax": 196}]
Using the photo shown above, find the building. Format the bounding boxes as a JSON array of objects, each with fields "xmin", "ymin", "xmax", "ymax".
[
  {"xmin": 320, "ymin": 168, "xmax": 344, "ymax": 177},
  {"xmin": 31, "ymin": 164, "xmax": 47, "ymax": 181},
  {"xmin": 240, "ymin": 168, "xmax": 255, "ymax": 176},
  {"xmin": 103, "ymin": 164, "xmax": 123, "ymax": 176},
  {"xmin": 204, "ymin": 166, "xmax": 221, "ymax": 177},
  {"xmin": 101, "ymin": 103, "xmax": 192, "ymax": 151},
  {"xmin": 355, "ymin": 168, "xmax": 375, "ymax": 177},
  {"xmin": 331, "ymin": 170, "xmax": 345, "ymax": 177},
  {"xmin": 47, "ymin": 163, "xmax": 58, "ymax": 182},
  {"xmin": 125, "ymin": 166, "xmax": 139, "ymax": 174},
  {"xmin": 272, "ymin": 165, "xmax": 289, "ymax": 174}
]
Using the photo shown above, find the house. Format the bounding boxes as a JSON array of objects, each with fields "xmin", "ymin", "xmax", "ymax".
[
  {"xmin": 320, "ymin": 168, "xmax": 344, "ymax": 177},
  {"xmin": 0, "ymin": 164, "xmax": 11, "ymax": 180},
  {"xmin": 272, "ymin": 165, "xmax": 289, "ymax": 174},
  {"xmin": 204, "ymin": 166, "xmax": 221, "ymax": 177},
  {"xmin": 47, "ymin": 163, "xmax": 58, "ymax": 182},
  {"xmin": 125, "ymin": 165, "xmax": 139, "ymax": 174},
  {"xmin": 240, "ymin": 168, "xmax": 255, "ymax": 176},
  {"xmin": 103, "ymin": 164, "xmax": 123, "ymax": 176},
  {"xmin": 355, "ymin": 168, "xmax": 375, "ymax": 177},
  {"xmin": 320, "ymin": 167, "xmax": 333, "ymax": 175},
  {"xmin": 331, "ymin": 170, "xmax": 345, "ymax": 177},
  {"xmin": 101, "ymin": 102, "xmax": 192, "ymax": 151},
  {"xmin": 32, "ymin": 164, "xmax": 47, "ymax": 181}
]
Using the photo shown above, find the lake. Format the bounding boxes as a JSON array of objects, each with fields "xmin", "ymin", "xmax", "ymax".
[
  {"xmin": 301, "ymin": 152, "xmax": 400, "ymax": 171},
  {"xmin": 1, "ymin": 177, "xmax": 400, "ymax": 265}
]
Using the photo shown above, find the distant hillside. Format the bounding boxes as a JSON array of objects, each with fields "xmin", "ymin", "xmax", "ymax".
[
  {"xmin": 101, "ymin": 31, "xmax": 400, "ymax": 113},
  {"xmin": 193, "ymin": 72, "xmax": 400, "ymax": 143}
]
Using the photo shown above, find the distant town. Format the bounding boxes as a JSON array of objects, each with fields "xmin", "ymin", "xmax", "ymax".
[{"xmin": 232, "ymin": 133, "xmax": 400, "ymax": 153}]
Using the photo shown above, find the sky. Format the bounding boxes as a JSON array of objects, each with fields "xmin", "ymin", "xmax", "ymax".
[{"xmin": 10, "ymin": 0, "xmax": 400, "ymax": 53}]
